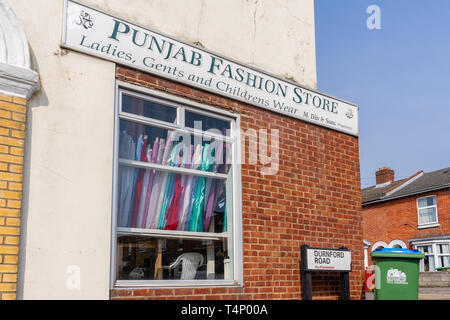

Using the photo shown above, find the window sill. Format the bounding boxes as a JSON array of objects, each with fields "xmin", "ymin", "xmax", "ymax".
[
  {"xmin": 417, "ymin": 223, "xmax": 440, "ymax": 229},
  {"xmin": 113, "ymin": 280, "xmax": 241, "ymax": 289}
]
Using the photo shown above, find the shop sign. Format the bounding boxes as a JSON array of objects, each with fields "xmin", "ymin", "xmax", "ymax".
[
  {"xmin": 62, "ymin": 0, "xmax": 359, "ymax": 136},
  {"xmin": 305, "ymin": 247, "xmax": 352, "ymax": 272}
]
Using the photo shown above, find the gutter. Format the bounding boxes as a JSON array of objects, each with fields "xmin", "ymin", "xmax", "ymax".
[
  {"xmin": 362, "ymin": 184, "xmax": 450, "ymax": 206},
  {"xmin": 409, "ymin": 235, "xmax": 450, "ymax": 243}
]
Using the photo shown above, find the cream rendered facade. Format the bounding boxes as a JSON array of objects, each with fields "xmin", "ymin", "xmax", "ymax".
[{"xmin": 9, "ymin": 0, "xmax": 317, "ymax": 299}]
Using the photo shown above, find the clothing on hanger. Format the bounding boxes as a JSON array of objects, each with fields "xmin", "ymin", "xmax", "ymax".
[
  {"xmin": 118, "ymin": 128, "xmax": 230, "ymax": 233},
  {"xmin": 118, "ymin": 130, "xmax": 136, "ymax": 227},
  {"xmin": 153, "ymin": 131, "xmax": 175, "ymax": 229},
  {"xmin": 144, "ymin": 138, "xmax": 166, "ymax": 228},
  {"xmin": 184, "ymin": 144, "xmax": 203, "ymax": 231},
  {"xmin": 176, "ymin": 145, "xmax": 194, "ymax": 231},
  {"xmin": 203, "ymin": 141, "xmax": 225, "ymax": 231},
  {"xmin": 139, "ymin": 137, "xmax": 159, "ymax": 228},
  {"xmin": 158, "ymin": 142, "xmax": 181, "ymax": 229},
  {"xmin": 164, "ymin": 144, "xmax": 186, "ymax": 230},
  {"xmin": 131, "ymin": 135, "xmax": 148, "ymax": 227},
  {"xmin": 190, "ymin": 143, "xmax": 215, "ymax": 232}
]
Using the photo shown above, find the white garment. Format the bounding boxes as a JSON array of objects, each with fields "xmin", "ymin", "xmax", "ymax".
[
  {"xmin": 144, "ymin": 138, "xmax": 166, "ymax": 229},
  {"xmin": 178, "ymin": 144, "xmax": 202, "ymax": 230},
  {"xmin": 153, "ymin": 131, "xmax": 175, "ymax": 229}
]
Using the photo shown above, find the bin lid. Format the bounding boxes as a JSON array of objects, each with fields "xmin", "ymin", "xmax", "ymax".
[{"xmin": 371, "ymin": 248, "xmax": 425, "ymax": 259}]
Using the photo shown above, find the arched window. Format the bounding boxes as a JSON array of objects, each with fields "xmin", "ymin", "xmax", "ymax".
[
  {"xmin": 371, "ymin": 241, "xmax": 388, "ymax": 251},
  {"xmin": 388, "ymin": 240, "xmax": 407, "ymax": 248}
]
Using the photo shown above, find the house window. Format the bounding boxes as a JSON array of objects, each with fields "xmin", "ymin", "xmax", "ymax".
[
  {"xmin": 415, "ymin": 241, "xmax": 450, "ymax": 272},
  {"xmin": 417, "ymin": 195, "xmax": 438, "ymax": 227},
  {"xmin": 416, "ymin": 245, "xmax": 435, "ymax": 272},
  {"xmin": 111, "ymin": 84, "xmax": 241, "ymax": 286},
  {"xmin": 436, "ymin": 244, "xmax": 450, "ymax": 270}
]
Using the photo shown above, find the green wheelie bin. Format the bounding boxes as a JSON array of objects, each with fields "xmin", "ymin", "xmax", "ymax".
[{"xmin": 371, "ymin": 248, "xmax": 424, "ymax": 300}]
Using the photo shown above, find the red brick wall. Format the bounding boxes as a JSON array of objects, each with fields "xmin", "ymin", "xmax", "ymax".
[
  {"xmin": 362, "ymin": 189, "xmax": 450, "ymax": 261},
  {"xmin": 111, "ymin": 67, "xmax": 364, "ymax": 300}
]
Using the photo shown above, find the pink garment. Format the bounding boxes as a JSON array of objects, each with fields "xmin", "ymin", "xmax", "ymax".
[{"xmin": 136, "ymin": 145, "xmax": 152, "ymax": 227}]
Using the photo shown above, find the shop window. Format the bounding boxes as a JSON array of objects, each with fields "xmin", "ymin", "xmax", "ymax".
[
  {"xmin": 121, "ymin": 94, "xmax": 177, "ymax": 124},
  {"xmin": 185, "ymin": 110, "xmax": 231, "ymax": 136},
  {"xmin": 417, "ymin": 195, "xmax": 438, "ymax": 227},
  {"xmin": 112, "ymin": 86, "xmax": 240, "ymax": 285}
]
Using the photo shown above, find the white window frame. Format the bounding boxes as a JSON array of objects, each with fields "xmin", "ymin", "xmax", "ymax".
[
  {"xmin": 388, "ymin": 240, "xmax": 407, "ymax": 248},
  {"xmin": 110, "ymin": 80, "xmax": 243, "ymax": 288},
  {"xmin": 416, "ymin": 195, "xmax": 439, "ymax": 228},
  {"xmin": 413, "ymin": 240, "xmax": 450, "ymax": 272},
  {"xmin": 371, "ymin": 241, "xmax": 388, "ymax": 251}
]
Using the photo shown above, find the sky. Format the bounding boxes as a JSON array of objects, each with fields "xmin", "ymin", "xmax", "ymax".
[{"xmin": 314, "ymin": 0, "xmax": 450, "ymax": 188}]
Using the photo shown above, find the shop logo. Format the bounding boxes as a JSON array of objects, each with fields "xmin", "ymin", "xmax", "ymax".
[
  {"xmin": 66, "ymin": 265, "xmax": 81, "ymax": 290},
  {"xmin": 345, "ymin": 108, "xmax": 354, "ymax": 119},
  {"xmin": 386, "ymin": 268, "xmax": 408, "ymax": 285},
  {"xmin": 75, "ymin": 10, "xmax": 94, "ymax": 29}
]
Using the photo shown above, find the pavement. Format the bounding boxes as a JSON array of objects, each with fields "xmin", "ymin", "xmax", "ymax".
[
  {"xmin": 419, "ymin": 287, "xmax": 450, "ymax": 300},
  {"xmin": 364, "ymin": 287, "xmax": 450, "ymax": 300}
]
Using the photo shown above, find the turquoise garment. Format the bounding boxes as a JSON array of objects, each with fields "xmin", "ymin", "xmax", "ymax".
[
  {"xmin": 153, "ymin": 131, "xmax": 175, "ymax": 229},
  {"xmin": 189, "ymin": 143, "xmax": 215, "ymax": 232},
  {"xmin": 184, "ymin": 176, "xmax": 198, "ymax": 231},
  {"xmin": 223, "ymin": 204, "xmax": 227, "ymax": 232},
  {"xmin": 158, "ymin": 172, "xmax": 175, "ymax": 229},
  {"xmin": 183, "ymin": 144, "xmax": 203, "ymax": 231},
  {"xmin": 189, "ymin": 176, "xmax": 205, "ymax": 232},
  {"xmin": 162, "ymin": 142, "xmax": 187, "ymax": 229}
]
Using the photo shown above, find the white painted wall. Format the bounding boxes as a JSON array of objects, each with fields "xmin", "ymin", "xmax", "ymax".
[
  {"xmin": 12, "ymin": 0, "xmax": 316, "ymax": 299},
  {"xmin": 80, "ymin": 0, "xmax": 317, "ymax": 88}
]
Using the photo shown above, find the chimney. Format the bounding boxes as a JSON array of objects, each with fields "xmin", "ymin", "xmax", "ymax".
[{"xmin": 376, "ymin": 167, "xmax": 394, "ymax": 184}]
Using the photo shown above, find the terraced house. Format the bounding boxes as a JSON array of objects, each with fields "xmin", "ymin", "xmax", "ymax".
[{"xmin": 362, "ymin": 166, "xmax": 450, "ymax": 272}]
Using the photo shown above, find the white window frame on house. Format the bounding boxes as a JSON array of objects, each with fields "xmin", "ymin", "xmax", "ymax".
[
  {"xmin": 413, "ymin": 240, "xmax": 450, "ymax": 272},
  {"xmin": 110, "ymin": 80, "xmax": 243, "ymax": 288},
  {"xmin": 416, "ymin": 195, "xmax": 439, "ymax": 229},
  {"xmin": 370, "ymin": 240, "xmax": 407, "ymax": 253},
  {"xmin": 371, "ymin": 241, "xmax": 388, "ymax": 251}
]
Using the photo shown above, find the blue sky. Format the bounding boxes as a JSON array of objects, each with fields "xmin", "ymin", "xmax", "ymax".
[{"xmin": 314, "ymin": 0, "xmax": 450, "ymax": 188}]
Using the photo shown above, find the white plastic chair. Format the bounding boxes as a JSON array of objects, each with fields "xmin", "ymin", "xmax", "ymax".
[{"xmin": 163, "ymin": 252, "xmax": 204, "ymax": 280}]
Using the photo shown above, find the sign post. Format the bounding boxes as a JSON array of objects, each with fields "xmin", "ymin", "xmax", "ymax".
[{"xmin": 300, "ymin": 245, "xmax": 352, "ymax": 300}]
